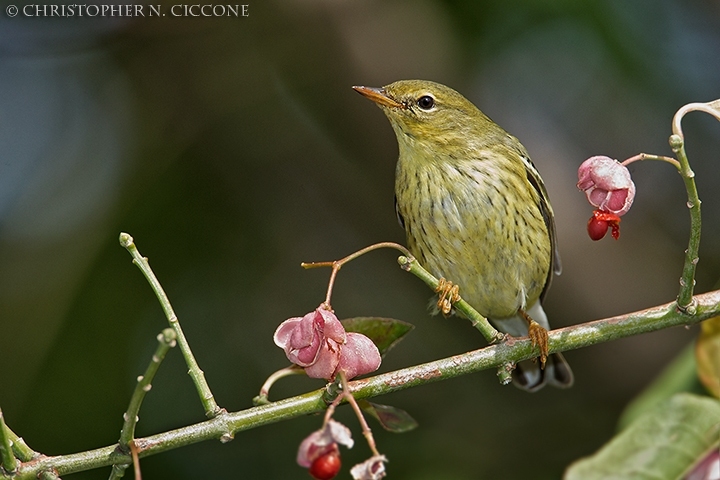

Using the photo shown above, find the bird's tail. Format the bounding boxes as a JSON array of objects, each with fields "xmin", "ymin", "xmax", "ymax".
[
  {"xmin": 491, "ymin": 301, "xmax": 574, "ymax": 392},
  {"xmin": 512, "ymin": 352, "xmax": 574, "ymax": 392}
]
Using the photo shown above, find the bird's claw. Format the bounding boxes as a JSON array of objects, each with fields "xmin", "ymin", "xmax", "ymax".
[
  {"xmin": 527, "ymin": 320, "xmax": 549, "ymax": 369},
  {"xmin": 435, "ymin": 278, "xmax": 460, "ymax": 315},
  {"xmin": 518, "ymin": 309, "xmax": 549, "ymax": 368}
]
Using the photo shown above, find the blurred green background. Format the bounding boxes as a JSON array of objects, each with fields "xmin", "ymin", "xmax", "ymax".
[{"xmin": 1, "ymin": 1, "xmax": 719, "ymax": 478}]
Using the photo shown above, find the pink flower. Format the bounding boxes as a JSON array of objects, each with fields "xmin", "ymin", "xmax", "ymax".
[
  {"xmin": 337, "ymin": 333, "xmax": 382, "ymax": 380},
  {"xmin": 274, "ymin": 307, "xmax": 381, "ymax": 380},
  {"xmin": 274, "ymin": 308, "xmax": 345, "ymax": 368},
  {"xmin": 577, "ymin": 156, "xmax": 636, "ymax": 216}
]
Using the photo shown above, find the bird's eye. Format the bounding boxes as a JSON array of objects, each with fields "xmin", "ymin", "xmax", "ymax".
[{"xmin": 417, "ymin": 95, "xmax": 435, "ymax": 110}]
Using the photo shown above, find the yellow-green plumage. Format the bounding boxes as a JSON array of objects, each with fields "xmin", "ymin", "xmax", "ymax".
[{"xmin": 355, "ymin": 80, "xmax": 572, "ymax": 391}]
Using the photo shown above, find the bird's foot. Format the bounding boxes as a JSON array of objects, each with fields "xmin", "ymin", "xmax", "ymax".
[
  {"xmin": 520, "ymin": 309, "xmax": 549, "ymax": 368},
  {"xmin": 435, "ymin": 278, "xmax": 460, "ymax": 316}
]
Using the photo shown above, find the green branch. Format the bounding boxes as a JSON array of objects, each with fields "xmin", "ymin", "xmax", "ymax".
[
  {"xmin": 398, "ymin": 256, "xmax": 503, "ymax": 343},
  {"xmin": 37, "ymin": 471, "xmax": 60, "ymax": 480},
  {"xmin": 670, "ymin": 99, "xmax": 720, "ymax": 310},
  {"xmin": 5, "ymin": 432, "xmax": 36, "ymax": 464},
  {"xmin": 669, "ymin": 133, "xmax": 702, "ymax": 311},
  {"xmin": 108, "ymin": 328, "xmax": 177, "ymax": 480},
  {"xmin": 6, "ymin": 287, "xmax": 719, "ymax": 479},
  {"xmin": 119, "ymin": 233, "xmax": 224, "ymax": 419},
  {"xmin": 0, "ymin": 408, "xmax": 17, "ymax": 474}
]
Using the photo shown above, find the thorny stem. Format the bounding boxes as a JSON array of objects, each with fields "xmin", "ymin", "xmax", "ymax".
[
  {"xmin": 672, "ymin": 136, "xmax": 702, "ymax": 311},
  {"xmin": 301, "ymin": 242, "xmax": 413, "ymax": 308},
  {"xmin": 669, "ymin": 100, "xmax": 720, "ymax": 310},
  {"xmin": 119, "ymin": 233, "xmax": 224, "ymax": 419},
  {"xmin": 109, "ymin": 329, "xmax": 177, "ymax": 480}
]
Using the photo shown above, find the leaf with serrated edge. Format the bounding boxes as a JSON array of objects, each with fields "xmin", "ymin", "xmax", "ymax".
[
  {"xmin": 359, "ymin": 400, "xmax": 419, "ymax": 433},
  {"xmin": 565, "ymin": 393, "xmax": 720, "ymax": 480},
  {"xmin": 340, "ymin": 317, "xmax": 414, "ymax": 356}
]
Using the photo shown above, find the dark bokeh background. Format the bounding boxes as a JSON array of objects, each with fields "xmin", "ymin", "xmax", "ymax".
[{"xmin": 1, "ymin": 1, "xmax": 719, "ymax": 478}]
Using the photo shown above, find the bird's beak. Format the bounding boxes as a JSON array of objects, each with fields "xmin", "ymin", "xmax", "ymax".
[{"xmin": 352, "ymin": 86, "xmax": 405, "ymax": 109}]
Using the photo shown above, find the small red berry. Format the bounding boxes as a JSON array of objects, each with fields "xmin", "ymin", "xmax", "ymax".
[{"xmin": 309, "ymin": 451, "xmax": 341, "ymax": 480}]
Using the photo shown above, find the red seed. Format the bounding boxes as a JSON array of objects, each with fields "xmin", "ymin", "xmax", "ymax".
[
  {"xmin": 587, "ymin": 216, "xmax": 609, "ymax": 241},
  {"xmin": 309, "ymin": 451, "xmax": 341, "ymax": 480}
]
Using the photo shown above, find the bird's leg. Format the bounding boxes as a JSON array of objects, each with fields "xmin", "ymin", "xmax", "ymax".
[
  {"xmin": 435, "ymin": 278, "xmax": 461, "ymax": 315},
  {"xmin": 519, "ymin": 309, "xmax": 548, "ymax": 368}
]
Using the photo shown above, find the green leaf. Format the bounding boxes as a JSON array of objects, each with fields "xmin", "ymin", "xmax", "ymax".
[
  {"xmin": 358, "ymin": 400, "xmax": 419, "ymax": 433},
  {"xmin": 341, "ymin": 317, "xmax": 414, "ymax": 356},
  {"xmin": 565, "ymin": 393, "xmax": 720, "ymax": 480}
]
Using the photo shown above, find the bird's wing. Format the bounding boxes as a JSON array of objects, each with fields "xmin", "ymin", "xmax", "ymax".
[
  {"xmin": 519, "ymin": 153, "xmax": 561, "ymax": 301},
  {"xmin": 394, "ymin": 195, "xmax": 405, "ymax": 229}
]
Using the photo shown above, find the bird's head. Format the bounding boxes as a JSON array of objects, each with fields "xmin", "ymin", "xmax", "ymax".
[{"xmin": 353, "ymin": 80, "xmax": 499, "ymax": 148}]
